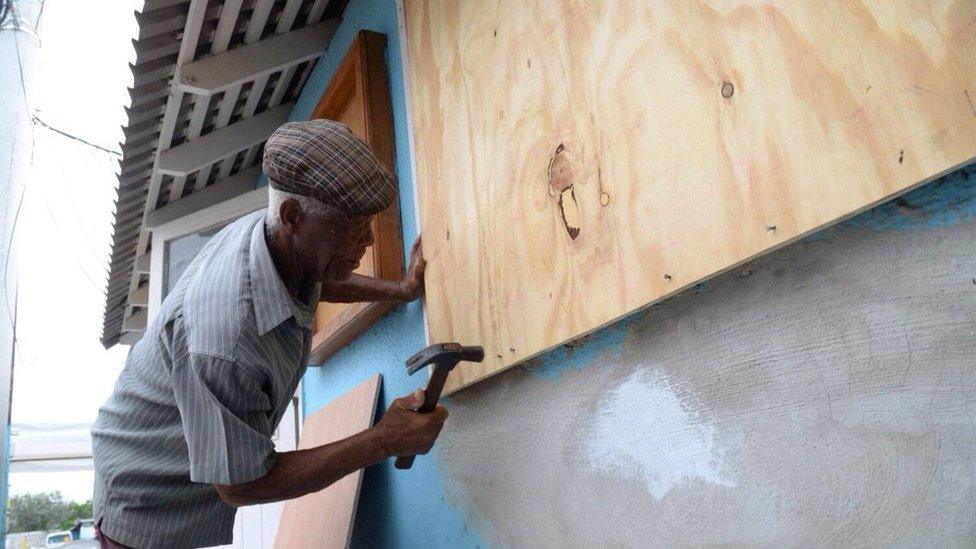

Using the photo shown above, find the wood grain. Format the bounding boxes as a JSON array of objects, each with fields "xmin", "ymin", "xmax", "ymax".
[
  {"xmin": 309, "ymin": 30, "xmax": 404, "ymax": 364},
  {"xmin": 403, "ymin": 0, "xmax": 976, "ymax": 393},
  {"xmin": 273, "ymin": 374, "xmax": 382, "ymax": 549}
]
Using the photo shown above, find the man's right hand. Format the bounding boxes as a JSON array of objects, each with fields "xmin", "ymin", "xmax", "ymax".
[
  {"xmin": 213, "ymin": 391, "xmax": 448, "ymax": 507},
  {"xmin": 373, "ymin": 389, "xmax": 448, "ymax": 458}
]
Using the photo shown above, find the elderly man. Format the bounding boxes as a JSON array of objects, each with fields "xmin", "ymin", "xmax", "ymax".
[{"xmin": 91, "ymin": 120, "xmax": 446, "ymax": 549}]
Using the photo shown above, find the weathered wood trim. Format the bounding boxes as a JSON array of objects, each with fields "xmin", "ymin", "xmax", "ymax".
[
  {"xmin": 146, "ymin": 167, "xmax": 261, "ymax": 229},
  {"xmin": 157, "ymin": 104, "xmax": 292, "ymax": 177},
  {"xmin": 177, "ymin": 21, "xmax": 338, "ymax": 96}
]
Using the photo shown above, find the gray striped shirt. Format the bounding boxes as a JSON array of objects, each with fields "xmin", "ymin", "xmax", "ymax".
[{"xmin": 92, "ymin": 211, "xmax": 319, "ymax": 548}]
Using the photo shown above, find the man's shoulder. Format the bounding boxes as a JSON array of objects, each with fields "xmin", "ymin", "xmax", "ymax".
[{"xmin": 181, "ymin": 212, "xmax": 264, "ymax": 359}]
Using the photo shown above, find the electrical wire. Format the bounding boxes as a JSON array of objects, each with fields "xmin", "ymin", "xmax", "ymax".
[
  {"xmin": 38, "ymin": 190, "xmax": 105, "ymax": 295},
  {"xmin": 51, "ymin": 149, "xmax": 109, "ymax": 261},
  {"xmin": 32, "ymin": 116, "xmax": 121, "ymax": 157}
]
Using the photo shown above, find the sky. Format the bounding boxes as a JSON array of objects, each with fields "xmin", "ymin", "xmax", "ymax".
[{"xmin": 9, "ymin": 0, "xmax": 141, "ymax": 502}]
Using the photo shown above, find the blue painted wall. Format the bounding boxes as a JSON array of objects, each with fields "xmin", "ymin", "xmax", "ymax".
[
  {"xmin": 290, "ymin": 0, "xmax": 975, "ymax": 545},
  {"xmin": 289, "ymin": 0, "xmax": 488, "ymax": 546}
]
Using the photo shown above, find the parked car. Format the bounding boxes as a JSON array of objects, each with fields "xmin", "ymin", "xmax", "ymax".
[
  {"xmin": 43, "ymin": 531, "xmax": 72, "ymax": 548},
  {"xmin": 68, "ymin": 519, "xmax": 96, "ymax": 541},
  {"xmin": 58, "ymin": 541, "xmax": 99, "ymax": 548}
]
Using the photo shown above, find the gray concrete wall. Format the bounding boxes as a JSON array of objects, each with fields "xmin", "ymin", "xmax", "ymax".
[{"xmin": 436, "ymin": 168, "xmax": 976, "ymax": 547}]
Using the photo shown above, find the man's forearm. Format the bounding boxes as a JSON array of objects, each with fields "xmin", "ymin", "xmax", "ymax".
[
  {"xmin": 320, "ymin": 273, "xmax": 407, "ymax": 303},
  {"xmin": 215, "ymin": 427, "xmax": 389, "ymax": 507}
]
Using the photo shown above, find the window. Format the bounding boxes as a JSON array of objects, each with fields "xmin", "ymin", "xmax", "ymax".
[
  {"xmin": 147, "ymin": 187, "xmax": 267, "ymax": 316},
  {"xmin": 162, "ymin": 222, "xmax": 229, "ymax": 299}
]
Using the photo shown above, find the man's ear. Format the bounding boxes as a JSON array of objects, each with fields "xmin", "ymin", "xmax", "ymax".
[{"xmin": 278, "ymin": 198, "xmax": 303, "ymax": 236}]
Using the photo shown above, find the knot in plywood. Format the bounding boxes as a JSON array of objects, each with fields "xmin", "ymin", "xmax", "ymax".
[{"xmin": 547, "ymin": 143, "xmax": 581, "ymax": 240}]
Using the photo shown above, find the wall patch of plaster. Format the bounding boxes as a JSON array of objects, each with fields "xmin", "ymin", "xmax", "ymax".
[{"xmin": 582, "ymin": 368, "xmax": 737, "ymax": 500}]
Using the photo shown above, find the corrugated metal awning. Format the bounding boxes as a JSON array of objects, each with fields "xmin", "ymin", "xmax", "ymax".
[{"xmin": 102, "ymin": 0, "xmax": 346, "ymax": 347}]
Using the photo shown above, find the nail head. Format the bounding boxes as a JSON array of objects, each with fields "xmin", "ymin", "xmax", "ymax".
[{"xmin": 721, "ymin": 81, "xmax": 734, "ymax": 98}]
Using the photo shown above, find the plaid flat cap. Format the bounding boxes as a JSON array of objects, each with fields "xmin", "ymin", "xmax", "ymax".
[{"xmin": 262, "ymin": 119, "xmax": 397, "ymax": 215}]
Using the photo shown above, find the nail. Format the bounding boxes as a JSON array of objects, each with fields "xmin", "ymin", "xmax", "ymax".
[{"xmin": 721, "ymin": 81, "xmax": 734, "ymax": 98}]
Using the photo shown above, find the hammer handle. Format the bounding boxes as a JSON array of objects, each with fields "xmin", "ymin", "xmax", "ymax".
[
  {"xmin": 394, "ymin": 366, "xmax": 452, "ymax": 469},
  {"xmin": 393, "ymin": 454, "xmax": 417, "ymax": 469}
]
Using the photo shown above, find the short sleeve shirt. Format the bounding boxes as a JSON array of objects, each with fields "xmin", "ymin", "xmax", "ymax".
[{"xmin": 91, "ymin": 211, "xmax": 319, "ymax": 549}]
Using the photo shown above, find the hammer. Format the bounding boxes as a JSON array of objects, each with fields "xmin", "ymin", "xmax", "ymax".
[{"xmin": 394, "ymin": 342, "xmax": 484, "ymax": 470}]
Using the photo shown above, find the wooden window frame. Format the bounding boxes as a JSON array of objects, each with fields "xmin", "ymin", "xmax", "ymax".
[{"xmin": 307, "ymin": 30, "xmax": 404, "ymax": 364}]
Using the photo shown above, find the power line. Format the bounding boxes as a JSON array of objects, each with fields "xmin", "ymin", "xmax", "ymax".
[
  {"xmin": 51, "ymin": 156, "xmax": 107, "ymax": 261},
  {"xmin": 38, "ymin": 188, "xmax": 105, "ymax": 296},
  {"xmin": 32, "ymin": 116, "xmax": 121, "ymax": 157}
]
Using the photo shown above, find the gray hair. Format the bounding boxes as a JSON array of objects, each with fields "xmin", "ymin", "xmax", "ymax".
[{"xmin": 266, "ymin": 187, "xmax": 342, "ymax": 233}]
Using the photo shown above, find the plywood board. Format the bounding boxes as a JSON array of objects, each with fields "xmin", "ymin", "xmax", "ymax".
[
  {"xmin": 274, "ymin": 374, "xmax": 382, "ymax": 549},
  {"xmin": 403, "ymin": 0, "xmax": 976, "ymax": 393}
]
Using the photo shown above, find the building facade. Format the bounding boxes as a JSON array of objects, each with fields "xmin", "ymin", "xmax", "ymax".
[{"xmin": 102, "ymin": 0, "xmax": 976, "ymax": 546}]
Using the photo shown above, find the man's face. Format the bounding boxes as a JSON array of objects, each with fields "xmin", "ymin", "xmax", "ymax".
[{"xmin": 295, "ymin": 209, "xmax": 374, "ymax": 282}]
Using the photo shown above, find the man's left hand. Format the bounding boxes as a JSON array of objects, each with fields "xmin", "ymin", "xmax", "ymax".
[
  {"xmin": 319, "ymin": 236, "xmax": 426, "ymax": 304},
  {"xmin": 397, "ymin": 236, "xmax": 425, "ymax": 301}
]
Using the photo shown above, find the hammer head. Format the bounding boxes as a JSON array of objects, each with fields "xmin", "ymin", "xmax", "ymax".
[{"xmin": 405, "ymin": 342, "xmax": 485, "ymax": 375}]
